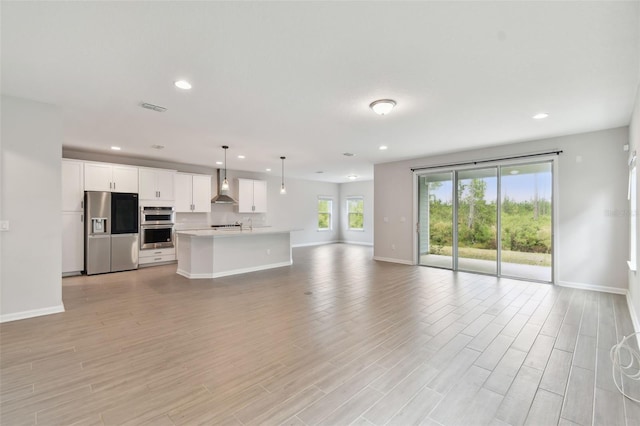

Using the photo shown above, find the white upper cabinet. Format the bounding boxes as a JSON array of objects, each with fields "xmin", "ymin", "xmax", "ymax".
[
  {"xmin": 84, "ymin": 162, "xmax": 138, "ymax": 193},
  {"xmin": 238, "ymin": 178, "xmax": 267, "ymax": 213},
  {"xmin": 62, "ymin": 159, "xmax": 84, "ymax": 211},
  {"xmin": 191, "ymin": 175, "xmax": 212, "ymax": 212},
  {"xmin": 175, "ymin": 173, "xmax": 211, "ymax": 213},
  {"xmin": 139, "ymin": 168, "xmax": 175, "ymax": 201}
]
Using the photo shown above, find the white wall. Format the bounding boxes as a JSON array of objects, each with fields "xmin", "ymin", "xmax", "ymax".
[
  {"xmin": 375, "ymin": 127, "xmax": 630, "ymax": 291},
  {"xmin": 1, "ymin": 96, "xmax": 64, "ymax": 322},
  {"xmin": 339, "ymin": 180, "xmax": 374, "ymax": 246}
]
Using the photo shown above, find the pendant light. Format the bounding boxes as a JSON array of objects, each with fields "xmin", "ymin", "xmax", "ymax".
[
  {"xmin": 280, "ymin": 156, "xmax": 287, "ymax": 195},
  {"xmin": 221, "ymin": 145, "xmax": 230, "ymax": 191}
]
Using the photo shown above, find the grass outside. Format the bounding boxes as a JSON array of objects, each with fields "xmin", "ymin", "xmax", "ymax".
[{"xmin": 428, "ymin": 246, "xmax": 551, "ymax": 266}]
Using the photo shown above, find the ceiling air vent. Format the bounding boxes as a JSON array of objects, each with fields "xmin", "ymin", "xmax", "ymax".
[{"xmin": 141, "ymin": 102, "xmax": 167, "ymax": 112}]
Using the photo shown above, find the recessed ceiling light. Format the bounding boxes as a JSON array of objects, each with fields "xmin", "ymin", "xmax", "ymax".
[
  {"xmin": 343, "ymin": 152, "xmax": 355, "ymax": 157},
  {"xmin": 316, "ymin": 171, "xmax": 324, "ymax": 174},
  {"xmin": 238, "ymin": 155, "xmax": 245, "ymax": 159},
  {"xmin": 174, "ymin": 80, "xmax": 192, "ymax": 90},
  {"xmin": 111, "ymin": 146, "xmax": 121, "ymax": 151},
  {"xmin": 266, "ymin": 168, "xmax": 271, "ymax": 172},
  {"xmin": 215, "ymin": 161, "xmax": 223, "ymax": 165},
  {"xmin": 379, "ymin": 145, "xmax": 388, "ymax": 151},
  {"xmin": 510, "ymin": 170, "xmax": 519, "ymax": 175},
  {"xmin": 151, "ymin": 144, "xmax": 164, "ymax": 150},
  {"xmin": 347, "ymin": 175, "xmax": 358, "ymax": 180},
  {"xmin": 370, "ymin": 99, "xmax": 396, "ymax": 115},
  {"xmin": 532, "ymin": 112, "xmax": 549, "ymax": 120}
]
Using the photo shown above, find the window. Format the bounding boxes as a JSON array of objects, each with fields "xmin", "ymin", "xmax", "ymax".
[
  {"xmin": 318, "ymin": 198, "xmax": 333, "ymax": 230},
  {"xmin": 347, "ymin": 197, "xmax": 364, "ymax": 230},
  {"xmin": 630, "ymin": 161, "xmax": 637, "ymax": 271}
]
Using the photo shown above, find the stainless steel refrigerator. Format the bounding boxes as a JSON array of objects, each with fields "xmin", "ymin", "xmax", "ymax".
[{"xmin": 85, "ymin": 191, "xmax": 139, "ymax": 275}]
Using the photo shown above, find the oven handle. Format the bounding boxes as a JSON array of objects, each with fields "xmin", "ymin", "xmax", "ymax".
[{"xmin": 141, "ymin": 224, "xmax": 175, "ymax": 229}]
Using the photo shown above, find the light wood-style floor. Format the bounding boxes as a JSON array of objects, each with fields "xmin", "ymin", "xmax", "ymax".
[{"xmin": 1, "ymin": 244, "xmax": 639, "ymax": 425}]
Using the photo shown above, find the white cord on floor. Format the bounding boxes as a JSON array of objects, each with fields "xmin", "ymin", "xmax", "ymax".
[{"xmin": 610, "ymin": 331, "xmax": 640, "ymax": 404}]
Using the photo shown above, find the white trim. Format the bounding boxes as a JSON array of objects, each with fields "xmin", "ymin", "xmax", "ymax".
[
  {"xmin": 340, "ymin": 241, "xmax": 373, "ymax": 247},
  {"xmin": 292, "ymin": 241, "xmax": 339, "ymax": 248},
  {"xmin": 557, "ymin": 280, "xmax": 627, "ymax": 295},
  {"xmin": 0, "ymin": 304, "xmax": 65, "ymax": 323},
  {"xmin": 373, "ymin": 256, "xmax": 414, "ymax": 265},
  {"xmin": 177, "ymin": 261, "xmax": 292, "ymax": 279},
  {"xmin": 626, "ymin": 291, "xmax": 640, "ymax": 334}
]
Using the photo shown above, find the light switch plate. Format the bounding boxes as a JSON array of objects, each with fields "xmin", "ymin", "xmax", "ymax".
[{"xmin": 0, "ymin": 221, "xmax": 9, "ymax": 231}]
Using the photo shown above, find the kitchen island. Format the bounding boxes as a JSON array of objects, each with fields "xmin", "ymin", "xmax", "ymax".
[{"xmin": 175, "ymin": 228, "xmax": 293, "ymax": 279}]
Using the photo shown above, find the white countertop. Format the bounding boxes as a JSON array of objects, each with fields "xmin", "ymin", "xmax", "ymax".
[{"xmin": 176, "ymin": 227, "xmax": 296, "ymax": 238}]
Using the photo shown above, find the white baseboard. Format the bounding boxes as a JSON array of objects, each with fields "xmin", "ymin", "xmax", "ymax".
[
  {"xmin": 0, "ymin": 304, "xmax": 65, "ymax": 323},
  {"xmin": 373, "ymin": 256, "xmax": 414, "ymax": 265},
  {"xmin": 340, "ymin": 241, "xmax": 374, "ymax": 247},
  {"xmin": 627, "ymin": 291, "xmax": 640, "ymax": 334},
  {"xmin": 292, "ymin": 241, "xmax": 339, "ymax": 248},
  {"xmin": 557, "ymin": 280, "xmax": 627, "ymax": 295}
]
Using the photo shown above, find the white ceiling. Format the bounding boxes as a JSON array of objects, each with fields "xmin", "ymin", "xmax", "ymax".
[{"xmin": 2, "ymin": 1, "xmax": 639, "ymax": 183}]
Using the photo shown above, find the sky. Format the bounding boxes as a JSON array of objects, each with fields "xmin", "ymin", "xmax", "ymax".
[{"xmin": 425, "ymin": 170, "xmax": 552, "ymax": 203}]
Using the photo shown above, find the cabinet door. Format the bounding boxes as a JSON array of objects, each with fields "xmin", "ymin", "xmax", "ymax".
[
  {"xmin": 62, "ymin": 160, "xmax": 84, "ymax": 211},
  {"xmin": 237, "ymin": 178, "xmax": 254, "ymax": 213},
  {"xmin": 112, "ymin": 165, "xmax": 138, "ymax": 193},
  {"xmin": 138, "ymin": 169, "xmax": 159, "ymax": 200},
  {"xmin": 191, "ymin": 175, "xmax": 212, "ymax": 212},
  {"xmin": 253, "ymin": 180, "xmax": 268, "ymax": 213},
  {"xmin": 84, "ymin": 163, "xmax": 112, "ymax": 191},
  {"xmin": 62, "ymin": 211, "xmax": 84, "ymax": 273},
  {"xmin": 156, "ymin": 170, "xmax": 176, "ymax": 201},
  {"xmin": 174, "ymin": 173, "xmax": 193, "ymax": 212}
]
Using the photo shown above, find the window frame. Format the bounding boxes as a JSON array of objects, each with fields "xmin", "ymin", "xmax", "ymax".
[
  {"xmin": 346, "ymin": 196, "xmax": 364, "ymax": 231},
  {"xmin": 629, "ymin": 157, "xmax": 637, "ymax": 271},
  {"xmin": 317, "ymin": 197, "xmax": 333, "ymax": 231}
]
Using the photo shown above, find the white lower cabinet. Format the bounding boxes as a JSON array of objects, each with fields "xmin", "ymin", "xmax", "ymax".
[
  {"xmin": 62, "ymin": 211, "xmax": 84, "ymax": 273},
  {"xmin": 139, "ymin": 247, "xmax": 176, "ymax": 265}
]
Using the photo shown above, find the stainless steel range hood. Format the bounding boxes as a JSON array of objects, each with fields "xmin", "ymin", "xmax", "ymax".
[{"xmin": 211, "ymin": 169, "xmax": 237, "ymax": 204}]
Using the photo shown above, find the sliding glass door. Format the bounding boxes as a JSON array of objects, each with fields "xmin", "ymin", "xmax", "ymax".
[
  {"xmin": 457, "ymin": 168, "xmax": 498, "ymax": 275},
  {"xmin": 417, "ymin": 160, "xmax": 553, "ymax": 283},
  {"xmin": 418, "ymin": 172, "xmax": 453, "ymax": 269},
  {"xmin": 500, "ymin": 162, "xmax": 552, "ymax": 281}
]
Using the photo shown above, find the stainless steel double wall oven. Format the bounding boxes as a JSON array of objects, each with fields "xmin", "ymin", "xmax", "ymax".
[{"xmin": 140, "ymin": 206, "xmax": 175, "ymax": 250}]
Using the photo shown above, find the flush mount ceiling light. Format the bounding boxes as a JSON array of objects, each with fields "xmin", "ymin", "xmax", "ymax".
[
  {"xmin": 237, "ymin": 155, "xmax": 245, "ymax": 159},
  {"xmin": 215, "ymin": 161, "xmax": 223, "ymax": 165},
  {"xmin": 110, "ymin": 146, "xmax": 121, "ymax": 151},
  {"xmin": 510, "ymin": 170, "xmax": 519, "ymax": 175},
  {"xmin": 369, "ymin": 99, "xmax": 396, "ymax": 115},
  {"xmin": 379, "ymin": 145, "xmax": 388, "ymax": 151},
  {"xmin": 221, "ymin": 145, "xmax": 230, "ymax": 191},
  {"xmin": 532, "ymin": 112, "xmax": 549, "ymax": 120},
  {"xmin": 174, "ymin": 80, "xmax": 192, "ymax": 90},
  {"xmin": 347, "ymin": 175, "xmax": 358, "ymax": 180},
  {"xmin": 280, "ymin": 156, "xmax": 287, "ymax": 195},
  {"xmin": 266, "ymin": 168, "xmax": 271, "ymax": 172}
]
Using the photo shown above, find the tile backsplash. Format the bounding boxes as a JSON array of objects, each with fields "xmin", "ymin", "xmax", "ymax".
[{"xmin": 175, "ymin": 206, "xmax": 268, "ymax": 230}]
